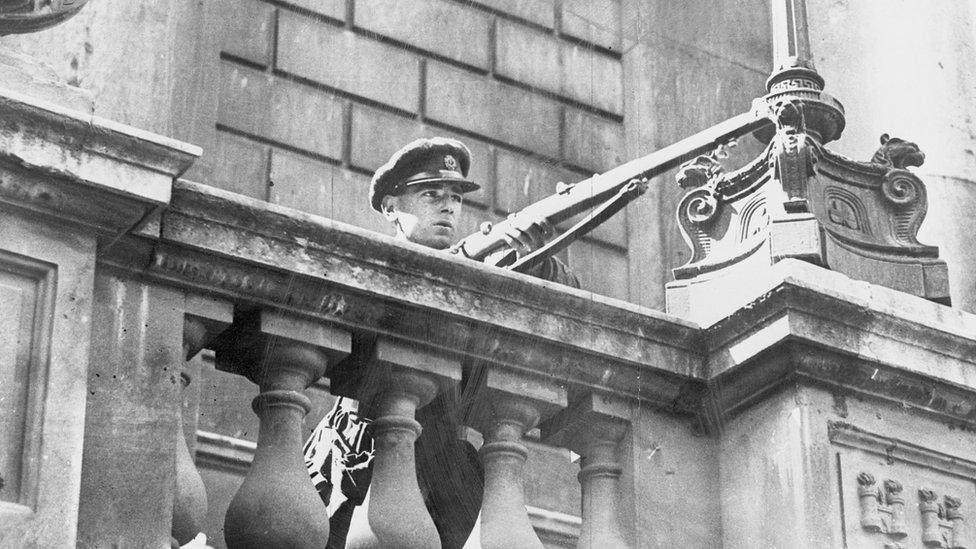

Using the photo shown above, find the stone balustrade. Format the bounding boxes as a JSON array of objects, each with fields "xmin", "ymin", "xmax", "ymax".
[{"xmin": 2, "ymin": 86, "xmax": 976, "ymax": 548}]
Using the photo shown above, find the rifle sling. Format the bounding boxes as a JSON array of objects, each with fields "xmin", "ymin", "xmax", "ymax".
[{"xmin": 509, "ymin": 178, "xmax": 648, "ymax": 274}]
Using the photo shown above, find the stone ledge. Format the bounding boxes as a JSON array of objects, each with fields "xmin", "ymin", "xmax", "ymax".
[
  {"xmin": 700, "ymin": 259, "xmax": 976, "ymax": 429},
  {"xmin": 0, "ymin": 86, "xmax": 200, "ymax": 238},
  {"xmin": 96, "ymin": 178, "xmax": 976, "ymax": 422},
  {"xmin": 98, "ymin": 179, "xmax": 703, "ymax": 409}
]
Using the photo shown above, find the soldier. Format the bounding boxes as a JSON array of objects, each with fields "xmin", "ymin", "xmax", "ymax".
[{"xmin": 304, "ymin": 137, "xmax": 577, "ymax": 548}]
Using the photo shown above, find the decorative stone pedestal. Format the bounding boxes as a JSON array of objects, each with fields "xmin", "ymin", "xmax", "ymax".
[{"xmin": 697, "ymin": 259, "xmax": 976, "ymax": 548}]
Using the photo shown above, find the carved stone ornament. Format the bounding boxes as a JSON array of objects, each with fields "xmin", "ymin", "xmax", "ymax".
[
  {"xmin": 0, "ymin": 0, "xmax": 89, "ymax": 35},
  {"xmin": 918, "ymin": 489, "xmax": 969, "ymax": 549},
  {"xmin": 671, "ymin": 70, "xmax": 950, "ymax": 303},
  {"xmin": 856, "ymin": 473, "xmax": 908, "ymax": 541}
]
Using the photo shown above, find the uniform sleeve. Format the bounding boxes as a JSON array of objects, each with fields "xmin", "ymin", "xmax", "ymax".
[{"xmin": 531, "ymin": 256, "xmax": 580, "ymax": 288}]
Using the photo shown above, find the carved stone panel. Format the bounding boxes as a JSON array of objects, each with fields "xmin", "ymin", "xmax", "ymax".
[
  {"xmin": 0, "ymin": 211, "xmax": 96, "ymax": 548},
  {"xmin": 0, "ymin": 250, "xmax": 54, "ymax": 512},
  {"xmin": 831, "ymin": 423, "xmax": 975, "ymax": 549}
]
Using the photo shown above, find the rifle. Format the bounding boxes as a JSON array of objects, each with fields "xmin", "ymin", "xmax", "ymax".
[{"xmin": 452, "ymin": 100, "xmax": 775, "ymax": 273}]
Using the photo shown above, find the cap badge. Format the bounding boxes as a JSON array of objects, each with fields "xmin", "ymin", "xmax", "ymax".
[{"xmin": 444, "ymin": 154, "xmax": 459, "ymax": 171}]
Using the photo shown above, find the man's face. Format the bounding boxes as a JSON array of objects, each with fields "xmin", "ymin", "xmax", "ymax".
[{"xmin": 381, "ymin": 182, "xmax": 464, "ymax": 249}]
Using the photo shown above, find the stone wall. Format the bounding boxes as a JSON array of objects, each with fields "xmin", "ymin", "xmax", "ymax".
[{"xmin": 213, "ymin": 0, "xmax": 631, "ymax": 300}]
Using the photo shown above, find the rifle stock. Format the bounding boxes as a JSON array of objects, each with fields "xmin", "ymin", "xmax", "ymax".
[{"xmin": 455, "ymin": 103, "xmax": 774, "ymax": 261}]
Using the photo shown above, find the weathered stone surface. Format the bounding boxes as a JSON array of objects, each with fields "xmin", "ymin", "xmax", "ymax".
[
  {"xmin": 77, "ymin": 273, "xmax": 183, "ymax": 547},
  {"xmin": 561, "ymin": 0, "xmax": 621, "ymax": 51},
  {"xmin": 623, "ymin": 0, "xmax": 771, "ymax": 71},
  {"xmin": 0, "ymin": 87, "xmax": 199, "ymax": 241},
  {"xmin": 494, "ymin": 21, "xmax": 623, "ymax": 114},
  {"xmin": 0, "ymin": 213, "xmax": 96, "ymax": 549},
  {"xmin": 0, "ymin": 46, "xmax": 93, "ymax": 112},
  {"xmin": 268, "ymin": 149, "xmax": 335, "ymax": 217},
  {"xmin": 624, "ymin": 408, "xmax": 721, "ymax": 548},
  {"xmin": 355, "ymin": 0, "xmax": 491, "ymax": 69},
  {"xmin": 921, "ymin": 175, "xmax": 976, "ymax": 313},
  {"xmin": 266, "ymin": 150, "xmax": 390, "ymax": 235},
  {"xmin": 562, "ymin": 44, "xmax": 623, "ymax": 114},
  {"xmin": 494, "ymin": 21, "xmax": 560, "ymax": 93},
  {"xmin": 567, "ymin": 240, "xmax": 629, "ymax": 300},
  {"xmin": 2, "ymin": 0, "xmax": 214, "ymax": 142},
  {"xmin": 494, "ymin": 149, "xmax": 579, "ymax": 212},
  {"xmin": 348, "ymin": 104, "xmax": 424, "ymax": 172},
  {"xmin": 426, "ymin": 61, "xmax": 562, "ymax": 157},
  {"xmin": 277, "ymin": 12, "xmax": 421, "ymax": 113},
  {"xmin": 218, "ymin": 61, "xmax": 344, "ymax": 160},
  {"xmin": 211, "ymin": 131, "xmax": 269, "ymax": 201},
  {"xmin": 562, "ymin": 108, "xmax": 625, "ymax": 172},
  {"xmin": 522, "ymin": 441, "xmax": 581, "ymax": 516},
  {"xmin": 471, "ymin": 0, "xmax": 555, "ymax": 28},
  {"xmin": 281, "ymin": 0, "xmax": 344, "ymax": 19},
  {"xmin": 218, "ymin": 0, "xmax": 274, "ymax": 66}
]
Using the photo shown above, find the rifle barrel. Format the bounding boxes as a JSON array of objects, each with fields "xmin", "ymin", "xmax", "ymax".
[{"xmin": 457, "ymin": 107, "xmax": 774, "ymax": 261}]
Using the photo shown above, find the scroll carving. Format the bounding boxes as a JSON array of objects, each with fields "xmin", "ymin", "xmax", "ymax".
[
  {"xmin": 669, "ymin": 94, "xmax": 949, "ymax": 303},
  {"xmin": 672, "ymin": 139, "xmax": 773, "ymax": 275}
]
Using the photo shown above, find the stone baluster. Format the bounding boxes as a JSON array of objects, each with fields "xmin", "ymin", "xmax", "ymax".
[
  {"xmin": 215, "ymin": 309, "xmax": 351, "ymax": 549},
  {"xmin": 343, "ymin": 337, "xmax": 461, "ymax": 549},
  {"xmin": 465, "ymin": 369, "xmax": 567, "ymax": 549},
  {"xmin": 171, "ymin": 297, "xmax": 232, "ymax": 545},
  {"xmin": 542, "ymin": 392, "xmax": 633, "ymax": 549}
]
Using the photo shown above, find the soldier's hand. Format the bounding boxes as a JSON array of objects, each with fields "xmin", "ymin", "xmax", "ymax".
[{"xmin": 502, "ymin": 213, "xmax": 555, "ymax": 258}]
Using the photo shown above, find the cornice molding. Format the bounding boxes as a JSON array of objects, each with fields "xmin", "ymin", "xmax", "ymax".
[
  {"xmin": 0, "ymin": 87, "xmax": 200, "ymax": 238},
  {"xmin": 828, "ymin": 422, "xmax": 976, "ymax": 480},
  {"xmin": 699, "ymin": 260, "xmax": 976, "ymax": 429},
  {"xmin": 95, "ymin": 179, "xmax": 976, "ymax": 424},
  {"xmin": 99, "ymin": 180, "xmax": 704, "ymax": 410}
]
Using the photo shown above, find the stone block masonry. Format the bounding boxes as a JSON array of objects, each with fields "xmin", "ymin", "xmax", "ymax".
[{"xmin": 212, "ymin": 0, "xmax": 630, "ymax": 301}]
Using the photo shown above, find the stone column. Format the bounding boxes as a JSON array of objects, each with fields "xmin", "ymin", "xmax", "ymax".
[
  {"xmin": 215, "ymin": 309, "xmax": 351, "ymax": 549},
  {"xmin": 464, "ymin": 369, "xmax": 567, "ymax": 549},
  {"xmin": 343, "ymin": 337, "xmax": 461, "ymax": 549},
  {"xmin": 806, "ymin": 0, "xmax": 976, "ymax": 312},
  {"xmin": 542, "ymin": 392, "xmax": 633, "ymax": 549}
]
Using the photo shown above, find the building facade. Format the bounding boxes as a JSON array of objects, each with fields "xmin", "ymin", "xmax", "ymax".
[{"xmin": 1, "ymin": 1, "xmax": 975, "ymax": 547}]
